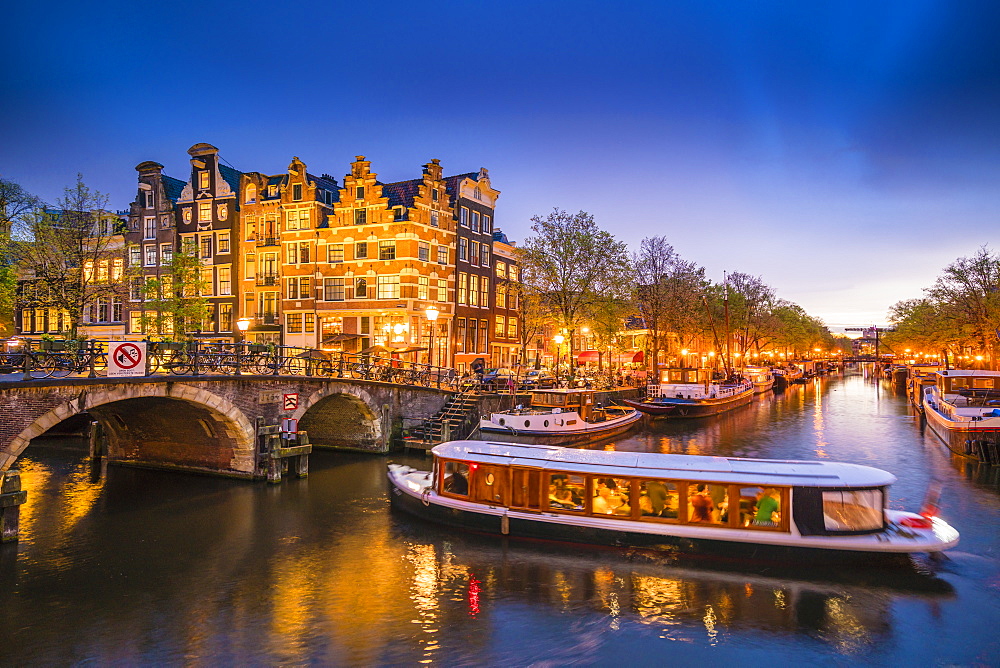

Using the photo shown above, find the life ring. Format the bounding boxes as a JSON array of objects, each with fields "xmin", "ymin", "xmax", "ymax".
[{"xmin": 421, "ymin": 488, "xmax": 431, "ymax": 506}]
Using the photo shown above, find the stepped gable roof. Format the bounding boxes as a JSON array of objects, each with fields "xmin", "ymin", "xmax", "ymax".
[
  {"xmin": 162, "ymin": 175, "xmax": 186, "ymax": 202},
  {"xmin": 219, "ymin": 164, "xmax": 243, "ymax": 194},
  {"xmin": 379, "ymin": 179, "xmax": 421, "ymax": 208}
]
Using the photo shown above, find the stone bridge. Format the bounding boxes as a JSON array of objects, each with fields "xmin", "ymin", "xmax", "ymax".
[{"xmin": 0, "ymin": 375, "xmax": 453, "ymax": 479}]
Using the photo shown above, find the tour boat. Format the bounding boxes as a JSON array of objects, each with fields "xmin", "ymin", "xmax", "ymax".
[
  {"xmin": 388, "ymin": 441, "xmax": 958, "ymax": 563},
  {"xmin": 922, "ymin": 369, "xmax": 1000, "ymax": 463},
  {"xmin": 622, "ymin": 367, "xmax": 754, "ymax": 418},
  {"xmin": 478, "ymin": 388, "xmax": 641, "ymax": 444}
]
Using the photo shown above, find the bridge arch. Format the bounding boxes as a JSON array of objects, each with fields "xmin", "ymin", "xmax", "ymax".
[
  {"xmin": 293, "ymin": 385, "xmax": 384, "ymax": 450},
  {"xmin": 5, "ymin": 384, "xmax": 256, "ymax": 476}
]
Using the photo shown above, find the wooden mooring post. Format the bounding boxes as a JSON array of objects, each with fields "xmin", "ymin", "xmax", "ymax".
[
  {"xmin": 257, "ymin": 421, "xmax": 312, "ymax": 484},
  {"xmin": 1, "ymin": 470, "xmax": 28, "ymax": 543}
]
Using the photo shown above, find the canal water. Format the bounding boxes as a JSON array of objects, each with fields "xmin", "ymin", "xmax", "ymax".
[{"xmin": 3, "ymin": 370, "xmax": 1000, "ymax": 666}]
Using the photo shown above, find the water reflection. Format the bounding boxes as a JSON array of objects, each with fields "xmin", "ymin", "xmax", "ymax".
[{"xmin": 3, "ymin": 371, "xmax": 1000, "ymax": 665}]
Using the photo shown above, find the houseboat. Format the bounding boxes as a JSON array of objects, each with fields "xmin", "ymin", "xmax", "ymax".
[
  {"xmin": 922, "ymin": 369, "xmax": 1000, "ymax": 463},
  {"xmin": 623, "ymin": 367, "xmax": 754, "ymax": 418},
  {"xmin": 478, "ymin": 388, "xmax": 641, "ymax": 444},
  {"xmin": 743, "ymin": 366, "xmax": 776, "ymax": 394},
  {"xmin": 388, "ymin": 441, "xmax": 958, "ymax": 563},
  {"xmin": 771, "ymin": 364, "xmax": 803, "ymax": 388}
]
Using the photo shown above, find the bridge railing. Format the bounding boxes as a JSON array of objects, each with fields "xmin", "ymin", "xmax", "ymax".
[{"xmin": 0, "ymin": 338, "xmax": 459, "ymax": 390}]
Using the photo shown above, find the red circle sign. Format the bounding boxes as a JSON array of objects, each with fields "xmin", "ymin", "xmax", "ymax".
[{"xmin": 114, "ymin": 343, "xmax": 143, "ymax": 369}]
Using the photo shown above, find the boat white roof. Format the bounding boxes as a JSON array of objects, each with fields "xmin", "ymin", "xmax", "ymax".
[
  {"xmin": 431, "ymin": 440, "xmax": 896, "ymax": 488},
  {"xmin": 936, "ymin": 369, "xmax": 1000, "ymax": 378}
]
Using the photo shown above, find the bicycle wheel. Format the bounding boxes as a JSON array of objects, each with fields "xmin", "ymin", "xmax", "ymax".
[
  {"xmin": 47, "ymin": 353, "xmax": 74, "ymax": 378},
  {"xmin": 92, "ymin": 353, "xmax": 108, "ymax": 377},
  {"xmin": 168, "ymin": 353, "xmax": 194, "ymax": 375},
  {"xmin": 313, "ymin": 360, "xmax": 333, "ymax": 377},
  {"xmin": 284, "ymin": 357, "xmax": 306, "ymax": 375},
  {"xmin": 351, "ymin": 363, "xmax": 367, "ymax": 379},
  {"xmin": 28, "ymin": 353, "xmax": 56, "ymax": 379}
]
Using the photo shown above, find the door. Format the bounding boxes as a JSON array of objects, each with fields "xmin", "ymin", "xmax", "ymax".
[
  {"xmin": 510, "ymin": 467, "xmax": 542, "ymax": 511},
  {"xmin": 471, "ymin": 464, "xmax": 509, "ymax": 506}
]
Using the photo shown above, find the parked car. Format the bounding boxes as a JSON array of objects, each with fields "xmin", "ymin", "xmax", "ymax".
[
  {"xmin": 481, "ymin": 368, "xmax": 519, "ymax": 392},
  {"xmin": 519, "ymin": 369, "xmax": 556, "ymax": 389}
]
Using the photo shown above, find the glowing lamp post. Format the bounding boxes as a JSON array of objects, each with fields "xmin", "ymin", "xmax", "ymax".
[
  {"xmin": 554, "ymin": 334, "xmax": 565, "ymax": 384},
  {"xmin": 236, "ymin": 318, "xmax": 251, "ymax": 375},
  {"xmin": 425, "ymin": 306, "xmax": 439, "ymax": 368}
]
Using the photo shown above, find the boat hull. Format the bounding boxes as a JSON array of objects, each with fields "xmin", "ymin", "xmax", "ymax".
[
  {"xmin": 923, "ymin": 394, "xmax": 1000, "ymax": 462},
  {"xmin": 479, "ymin": 409, "xmax": 640, "ymax": 443},
  {"xmin": 388, "ymin": 470, "xmax": 956, "ymax": 565},
  {"xmin": 623, "ymin": 389, "xmax": 754, "ymax": 418}
]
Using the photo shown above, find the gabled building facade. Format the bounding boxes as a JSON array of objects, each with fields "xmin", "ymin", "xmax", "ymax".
[
  {"xmin": 444, "ymin": 168, "xmax": 500, "ymax": 372},
  {"xmin": 123, "ymin": 160, "xmax": 186, "ymax": 338},
  {"xmin": 311, "ymin": 156, "xmax": 456, "ymax": 362},
  {"xmin": 238, "ymin": 157, "xmax": 339, "ymax": 346}
]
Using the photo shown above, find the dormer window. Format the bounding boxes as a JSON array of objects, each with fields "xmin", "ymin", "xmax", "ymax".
[
  {"xmin": 245, "ymin": 184, "xmax": 257, "ymax": 204},
  {"xmin": 293, "ymin": 184, "xmax": 302, "ymax": 201},
  {"xmin": 268, "ymin": 185, "xmax": 277, "ymax": 197},
  {"xmin": 474, "ymin": 187, "xmax": 482, "ymax": 201},
  {"xmin": 198, "ymin": 171, "xmax": 210, "ymax": 190}
]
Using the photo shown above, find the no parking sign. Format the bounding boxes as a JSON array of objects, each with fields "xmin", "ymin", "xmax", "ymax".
[{"xmin": 108, "ymin": 341, "xmax": 147, "ymax": 377}]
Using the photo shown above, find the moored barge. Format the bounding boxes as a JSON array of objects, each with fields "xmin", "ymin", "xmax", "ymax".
[
  {"xmin": 923, "ymin": 369, "xmax": 1000, "ymax": 462},
  {"xmin": 388, "ymin": 441, "xmax": 958, "ymax": 563},
  {"xmin": 478, "ymin": 388, "xmax": 641, "ymax": 444}
]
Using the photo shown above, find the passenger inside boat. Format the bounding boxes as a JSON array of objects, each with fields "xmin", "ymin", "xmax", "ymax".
[
  {"xmin": 593, "ymin": 478, "xmax": 630, "ymax": 515},
  {"xmin": 549, "ymin": 475, "xmax": 584, "ymax": 510},
  {"xmin": 638, "ymin": 480, "xmax": 678, "ymax": 518},
  {"xmin": 443, "ymin": 462, "xmax": 469, "ymax": 495},
  {"xmin": 753, "ymin": 488, "xmax": 780, "ymax": 527}
]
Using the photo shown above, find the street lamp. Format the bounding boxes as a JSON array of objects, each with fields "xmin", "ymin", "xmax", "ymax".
[
  {"xmin": 554, "ymin": 333, "xmax": 565, "ymax": 384},
  {"xmin": 425, "ymin": 305, "xmax": 439, "ymax": 368},
  {"xmin": 236, "ymin": 318, "xmax": 250, "ymax": 375}
]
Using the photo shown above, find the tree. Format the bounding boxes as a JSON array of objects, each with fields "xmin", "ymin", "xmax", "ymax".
[
  {"xmin": 924, "ymin": 246, "xmax": 1000, "ymax": 368},
  {"xmin": 136, "ymin": 246, "xmax": 211, "ymax": 338},
  {"xmin": 11, "ymin": 175, "xmax": 124, "ymax": 338},
  {"xmin": 509, "ymin": 279, "xmax": 548, "ymax": 368},
  {"xmin": 0, "ymin": 177, "xmax": 43, "ymax": 335},
  {"xmin": 632, "ymin": 237, "xmax": 708, "ymax": 377},
  {"xmin": 518, "ymin": 209, "xmax": 630, "ymax": 366}
]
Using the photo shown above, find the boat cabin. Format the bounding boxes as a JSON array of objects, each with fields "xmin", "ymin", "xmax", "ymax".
[
  {"xmin": 432, "ymin": 441, "xmax": 895, "ymax": 537},
  {"xmin": 527, "ymin": 388, "xmax": 598, "ymax": 421},
  {"xmin": 936, "ymin": 370, "xmax": 1000, "ymax": 401}
]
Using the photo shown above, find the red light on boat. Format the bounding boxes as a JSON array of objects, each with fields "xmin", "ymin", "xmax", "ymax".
[{"xmin": 900, "ymin": 516, "xmax": 933, "ymax": 529}]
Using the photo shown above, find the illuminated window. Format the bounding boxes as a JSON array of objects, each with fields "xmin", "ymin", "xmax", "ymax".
[
  {"xmin": 198, "ymin": 202, "xmax": 211, "ymax": 222},
  {"xmin": 377, "ymin": 275, "xmax": 400, "ymax": 299},
  {"xmin": 199, "ymin": 171, "xmax": 210, "ymax": 189},
  {"xmin": 328, "ymin": 244, "xmax": 344, "ymax": 263}
]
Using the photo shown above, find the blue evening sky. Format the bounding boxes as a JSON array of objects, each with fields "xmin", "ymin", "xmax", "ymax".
[{"xmin": 2, "ymin": 1, "xmax": 998, "ymax": 331}]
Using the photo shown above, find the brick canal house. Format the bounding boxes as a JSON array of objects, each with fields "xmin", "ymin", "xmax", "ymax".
[
  {"xmin": 490, "ymin": 228, "xmax": 522, "ymax": 368},
  {"xmin": 124, "ymin": 143, "xmax": 243, "ymax": 342},
  {"xmin": 238, "ymin": 157, "xmax": 339, "ymax": 347},
  {"xmin": 23, "ymin": 146, "xmax": 521, "ymax": 370},
  {"xmin": 313, "ymin": 156, "xmax": 458, "ymax": 364},
  {"xmin": 443, "ymin": 168, "xmax": 503, "ymax": 372}
]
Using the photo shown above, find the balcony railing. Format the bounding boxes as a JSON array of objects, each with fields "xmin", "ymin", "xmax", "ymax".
[
  {"xmin": 256, "ymin": 237, "xmax": 279, "ymax": 247},
  {"xmin": 256, "ymin": 273, "xmax": 279, "ymax": 286}
]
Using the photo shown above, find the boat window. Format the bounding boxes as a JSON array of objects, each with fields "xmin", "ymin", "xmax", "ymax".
[
  {"xmin": 639, "ymin": 480, "xmax": 678, "ymax": 519},
  {"xmin": 822, "ymin": 489, "xmax": 883, "ymax": 532},
  {"xmin": 950, "ymin": 377, "xmax": 969, "ymax": 389},
  {"xmin": 548, "ymin": 474, "xmax": 585, "ymax": 512},
  {"xmin": 686, "ymin": 483, "xmax": 728, "ymax": 525},
  {"xmin": 973, "ymin": 378, "xmax": 995, "ymax": 389},
  {"xmin": 739, "ymin": 486, "xmax": 782, "ymax": 528},
  {"xmin": 592, "ymin": 477, "xmax": 631, "ymax": 516},
  {"xmin": 442, "ymin": 461, "xmax": 469, "ymax": 497}
]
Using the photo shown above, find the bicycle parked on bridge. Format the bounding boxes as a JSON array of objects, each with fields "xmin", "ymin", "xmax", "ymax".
[{"xmin": 31, "ymin": 344, "xmax": 108, "ymax": 378}]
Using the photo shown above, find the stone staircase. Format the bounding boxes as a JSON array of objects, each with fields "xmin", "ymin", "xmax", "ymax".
[{"xmin": 403, "ymin": 389, "xmax": 481, "ymax": 449}]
